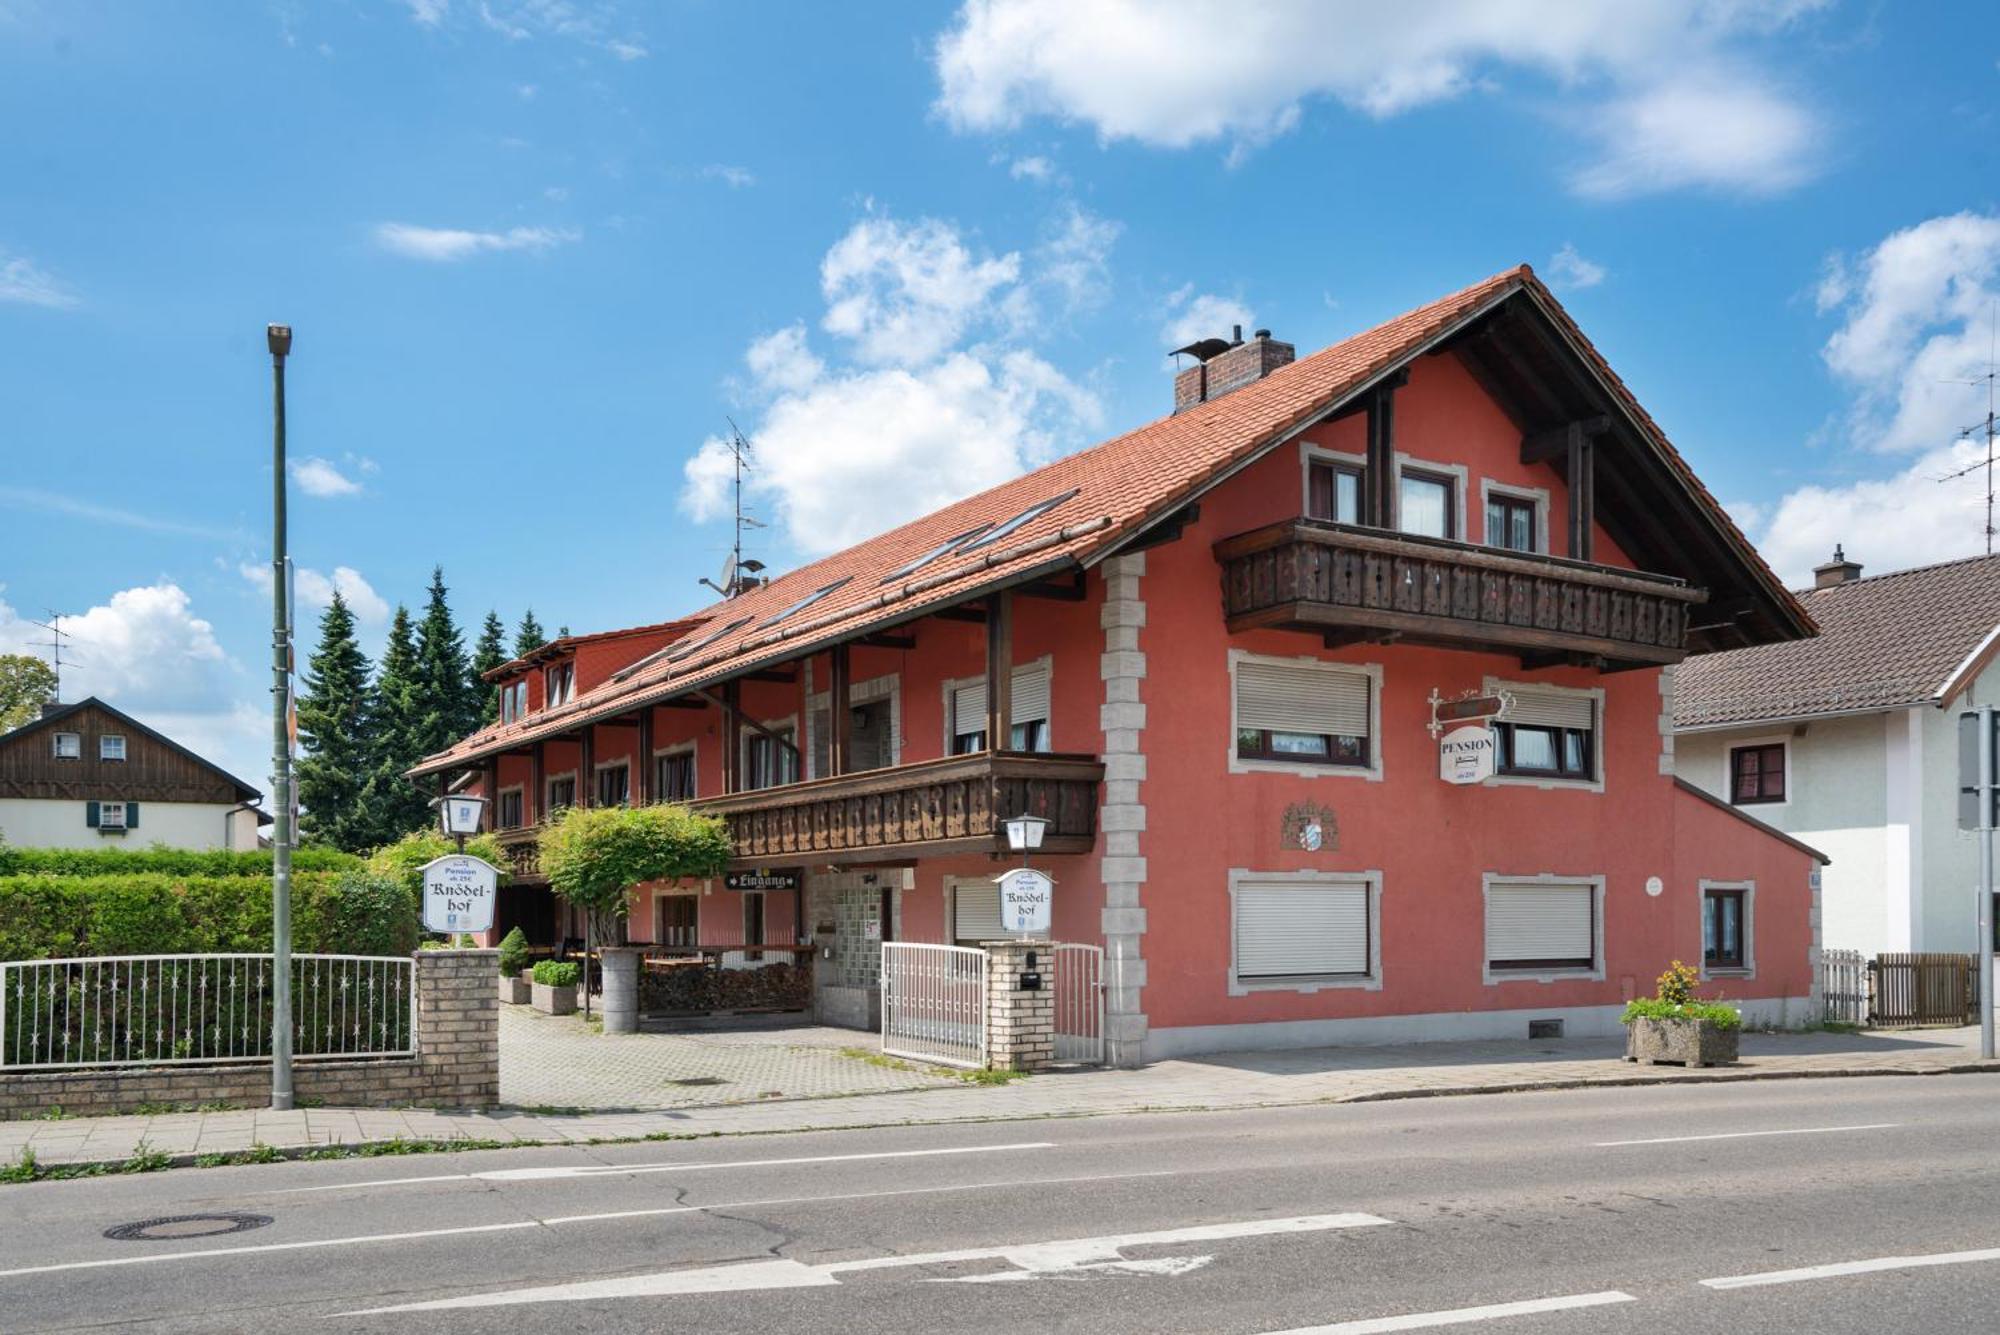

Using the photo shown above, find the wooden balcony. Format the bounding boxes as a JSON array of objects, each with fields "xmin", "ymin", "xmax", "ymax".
[
  {"xmin": 1216, "ymin": 519, "xmax": 1704, "ymax": 668},
  {"xmin": 493, "ymin": 825, "xmax": 545, "ymax": 882},
  {"xmin": 694, "ymin": 751, "xmax": 1104, "ymax": 869}
]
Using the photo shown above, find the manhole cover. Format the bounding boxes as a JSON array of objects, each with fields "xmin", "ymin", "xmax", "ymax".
[{"xmin": 104, "ymin": 1213, "xmax": 273, "ymax": 1242}]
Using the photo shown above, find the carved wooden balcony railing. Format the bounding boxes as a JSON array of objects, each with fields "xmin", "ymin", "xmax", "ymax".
[
  {"xmin": 1215, "ymin": 519, "xmax": 1705, "ymax": 668},
  {"xmin": 694, "ymin": 751, "xmax": 1104, "ymax": 868},
  {"xmin": 493, "ymin": 825, "xmax": 544, "ymax": 881}
]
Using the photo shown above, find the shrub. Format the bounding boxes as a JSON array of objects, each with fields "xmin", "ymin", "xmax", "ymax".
[
  {"xmin": 538, "ymin": 803, "xmax": 730, "ymax": 937},
  {"xmin": 0, "ymin": 845, "xmax": 361, "ymax": 878},
  {"xmin": 1655, "ymin": 960, "xmax": 1699, "ymax": 1007},
  {"xmin": 366, "ymin": 831, "xmax": 509, "ymax": 902},
  {"xmin": 497, "ymin": 927, "xmax": 530, "ymax": 977},
  {"xmin": 531, "ymin": 960, "xmax": 579, "ymax": 988},
  {"xmin": 1621, "ymin": 997, "xmax": 1743, "ymax": 1030}
]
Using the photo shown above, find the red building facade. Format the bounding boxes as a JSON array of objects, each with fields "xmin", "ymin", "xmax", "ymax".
[{"xmin": 417, "ymin": 266, "xmax": 1826, "ymax": 1064}]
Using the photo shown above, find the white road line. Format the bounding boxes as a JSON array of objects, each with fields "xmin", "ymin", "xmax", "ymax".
[
  {"xmin": 1701, "ymin": 1246, "xmax": 2000, "ymax": 1290},
  {"xmin": 1260, "ymin": 1291, "xmax": 1637, "ymax": 1333},
  {"xmin": 340, "ymin": 1211, "xmax": 1398, "ymax": 1312},
  {"xmin": 279, "ymin": 1140, "xmax": 1058, "ymax": 1191},
  {"xmin": 0, "ymin": 1171, "xmax": 1174, "ymax": 1281},
  {"xmin": 1594, "ymin": 1123, "xmax": 1899, "ymax": 1148}
]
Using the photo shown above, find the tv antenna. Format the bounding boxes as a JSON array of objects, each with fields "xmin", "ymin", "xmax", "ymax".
[
  {"xmin": 697, "ymin": 420, "xmax": 766, "ymax": 599},
  {"xmin": 26, "ymin": 610, "xmax": 84, "ymax": 703},
  {"xmin": 1936, "ymin": 301, "xmax": 1999, "ymax": 556}
]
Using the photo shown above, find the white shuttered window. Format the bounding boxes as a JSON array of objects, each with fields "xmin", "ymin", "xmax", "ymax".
[
  {"xmin": 950, "ymin": 663, "xmax": 1051, "ymax": 753},
  {"xmin": 1235, "ymin": 879, "xmax": 1372, "ymax": 980},
  {"xmin": 1504, "ymin": 690, "xmax": 1594, "ymax": 730},
  {"xmin": 953, "ymin": 881, "xmax": 1005, "ymax": 944},
  {"xmin": 1486, "ymin": 883, "xmax": 1596, "ymax": 969},
  {"xmin": 1234, "ymin": 657, "xmax": 1374, "ymax": 769}
]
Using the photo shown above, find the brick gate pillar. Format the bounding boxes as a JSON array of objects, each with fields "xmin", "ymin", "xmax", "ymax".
[
  {"xmin": 983, "ymin": 940, "xmax": 1055, "ymax": 1071},
  {"xmin": 415, "ymin": 948, "xmax": 501, "ymax": 1108}
]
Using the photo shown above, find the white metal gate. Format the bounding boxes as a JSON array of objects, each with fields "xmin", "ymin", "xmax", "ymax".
[
  {"xmin": 1052, "ymin": 943, "xmax": 1105, "ymax": 1065},
  {"xmin": 881, "ymin": 942, "xmax": 986, "ymax": 1069}
]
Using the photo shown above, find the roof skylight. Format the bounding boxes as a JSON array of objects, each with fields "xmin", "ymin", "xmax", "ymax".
[
  {"xmin": 663, "ymin": 615, "xmax": 752, "ymax": 663},
  {"xmin": 761, "ymin": 576, "xmax": 853, "ymax": 629},
  {"xmin": 879, "ymin": 524, "xmax": 993, "ymax": 585},
  {"xmin": 957, "ymin": 489, "xmax": 1078, "ymax": 553}
]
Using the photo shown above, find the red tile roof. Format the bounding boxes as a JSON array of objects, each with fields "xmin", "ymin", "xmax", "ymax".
[
  {"xmin": 415, "ymin": 264, "xmax": 1798, "ymax": 776},
  {"xmin": 482, "ymin": 616, "xmax": 709, "ymax": 681},
  {"xmin": 1675, "ymin": 553, "xmax": 2000, "ymax": 728}
]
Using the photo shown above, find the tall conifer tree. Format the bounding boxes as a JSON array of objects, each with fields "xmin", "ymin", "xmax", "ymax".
[
  {"xmin": 513, "ymin": 609, "xmax": 547, "ymax": 659},
  {"xmin": 471, "ymin": 610, "xmax": 507, "ymax": 724},
  {"xmin": 360, "ymin": 603, "xmax": 429, "ymax": 843},
  {"xmin": 295, "ymin": 593, "xmax": 375, "ymax": 852},
  {"xmin": 411, "ymin": 566, "xmax": 478, "ymax": 760}
]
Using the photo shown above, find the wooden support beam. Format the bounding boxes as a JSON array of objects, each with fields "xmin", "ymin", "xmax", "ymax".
[
  {"xmin": 1018, "ymin": 570, "xmax": 1089, "ymax": 601},
  {"xmin": 829, "ymin": 642, "xmax": 852, "ymax": 778},
  {"xmin": 744, "ymin": 668, "xmax": 797, "ymax": 684},
  {"xmin": 1363, "ymin": 372, "xmax": 1406, "ymax": 529},
  {"xmin": 1566, "ymin": 420, "xmax": 1596, "ymax": 563},
  {"xmin": 1324, "ymin": 628, "xmax": 1400, "ymax": 651},
  {"xmin": 635, "ymin": 707, "xmax": 653, "ymax": 806},
  {"xmin": 985, "ymin": 589, "xmax": 1013, "ymax": 752},
  {"xmin": 1521, "ymin": 414, "xmax": 1609, "ymax": 464},
  {"xmin": 1121, "ymin": 504, "xmax": 1201, "ymax": 554},
  {"xmin": 1472, "ymin": 322, "xmax": 1570, "ymax": 423},
  {"xmin": 656, "ymin": 696, "xmax": 707, "ymax": 709},
  {"xmin": 721, "ymin": 680, "xmax": 740, "ymax": 795},
  {"xmin": 857, "ymin": 632, "xmax": 918, "ymax": 651},
  {"xmin": 934, "ymin": 606, "xmax": 987, "ymax": 624},
  {"xmin": 531, "ymin": 741, "xmax": 544, "ymax": 824},
  {"xmin": 1518, "ymin": 650, "xmax": 1607, "ymax": 672},
  {"xmin": 698, "ymin": 685, "xmax": 800, "ymax": 761},
  {"xmin": 579, "ymin": 723, "xmax": 594, "ymax": 809}
]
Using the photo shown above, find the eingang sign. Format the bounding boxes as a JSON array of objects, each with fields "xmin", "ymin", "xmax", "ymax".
[{"xmin": 724, "ymin": 869, "xmax": 801, "ymax": 893}]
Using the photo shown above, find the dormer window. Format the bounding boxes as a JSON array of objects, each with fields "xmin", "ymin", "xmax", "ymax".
[
  {"xmin": 52, "ymin": 732, "xmax": 80, "ymax": 760},
  {"xmin": 100, "ymin": 734, "xmax": 127, "ymax": 761},
  {"xmin": 499, "ymin": 680, "xmax": 528, "ymax": 724},
  {"xmin": 545, "ymin": 662, "xmax": 575, "ymax": 708}
]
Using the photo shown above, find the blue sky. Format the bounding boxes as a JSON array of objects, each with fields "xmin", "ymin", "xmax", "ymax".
[{"xmin": 2, "ymin": 0, "xmax": 1998, "ymax": 798}]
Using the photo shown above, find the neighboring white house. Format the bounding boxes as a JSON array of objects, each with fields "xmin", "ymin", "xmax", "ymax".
[
  {"xmin": 1675, "ymin": 549, "xmax": 2000, "ymax": 958},
  {"xmin": 0, "ymin": 698, "xmax": 266, "ymax": 852}
]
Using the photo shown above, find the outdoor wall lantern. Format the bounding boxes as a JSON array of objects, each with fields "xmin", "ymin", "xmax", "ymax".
[
  {"xmin": 1004, "ymin": 814, "xmax": 1049, "ymax": 854},
  {"xmin": 437, "ymin": 793, "xmax": 488, "ymax": 841}
]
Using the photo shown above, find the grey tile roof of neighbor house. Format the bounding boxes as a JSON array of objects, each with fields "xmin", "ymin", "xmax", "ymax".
[{"xmin": 1675, "ymin": 552, "xmax": 2000, "ymax": 729}]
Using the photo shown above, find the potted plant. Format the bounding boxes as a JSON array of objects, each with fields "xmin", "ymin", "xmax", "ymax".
[
  {"xmin": 531, "ymin": 959, "xmax": 580, "ymax": 1016},
  {"xmin": 1623, "ymin": 961, "xmax": 1741, "ymax": 1067},
  {"xmin": 497, "ymin": 927, "xmax": 532, "ymax": 1004}
]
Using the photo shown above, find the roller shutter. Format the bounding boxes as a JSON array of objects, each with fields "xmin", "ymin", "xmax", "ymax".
[
  {"xmin": 953, "ymin": 881, "xmax": 1005, "ymax": 943},
  {"xmin": 1235, "ymin": 880, "xmax": 1371, "ymax": 978},
  {"xmin": 951, "ymin": 664, "xmax": 1050, "ymax": 738},
  {"xmin": 1486, "ymin": 884, "xmax": 1595, "ymax": 967},
  {"xmin": 1503, "ymin": 690, "xmax": 1595, "ymax": 731},
  {"xmin": 1236, "ymin": 660, "xmax": 1370, "ymax": 738}
]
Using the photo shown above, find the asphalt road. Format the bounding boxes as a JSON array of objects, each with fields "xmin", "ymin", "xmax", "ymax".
[{"xmin": 7, "ymin": 1074, "xmax": 2000, "ymax": 1333}]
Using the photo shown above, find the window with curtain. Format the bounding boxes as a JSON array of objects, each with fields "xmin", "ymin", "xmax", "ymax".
[
  {"xmin": 745, "ymin": 726, "xmax": 798, "ymax": 791},
  {"xmin": 1308, "ymin": 460, "xmax": 1363, "ymax": 524},
  {"xmin": 1398, "ymin": 470, "xmax": 1454, "ymax": 539},
  {"xmin": 950, "ymin": 665, "xmax": 1051, "ymax": 754},
  {"xmin": 595, "ymin": 762, "xmax": 630, "ymax": 807},
  {"xmin": 1484, "ymin": 493, "xmax": 1536, "ymax": 552},
  {"xmin": 1730, "ymin": 744, "xmax": 1786, "ymax": 804},
  {"xmin": 546, "ymin": 774, "xmax": 576, "ymax": 812},
  {"xmin": 496, "ymin": 789, "xmax": 524, "ymax": 828},
  {"xmin": 1234, "ymin": 658, "xmax": 1371, "ymax": 767},
  {"xmin": 1495, "ymin": 690, "xmax": 1595, "ymax": 780},
  {"xmin": 1703, "ymin": 887, "xmax": 1747, "ymax": 970},
  {"xmin": 656, "ymin": 750, "xmax": 695, "ymax": 802}
]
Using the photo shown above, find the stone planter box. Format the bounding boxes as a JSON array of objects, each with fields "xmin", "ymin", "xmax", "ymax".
[
  {"xmin": 531, "ymin": 981, "xmax": 578, "ymax": 1016},
  {"xmin": 499, "ymin": 972, "xmax": 531, "ymax": 1005},
  {"xmin": 1625, "ymin": 1017, "xmax": 1738, "ymax": 1067}
]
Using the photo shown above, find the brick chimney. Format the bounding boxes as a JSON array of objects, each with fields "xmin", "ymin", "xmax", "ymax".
[
  {"xmin": 1173, "ymin": 326, "xmax": 1295, "ymax": 413},
  {"xmin": 1813, "ymin": 545, "xmax": 1864, "ymax": 588},
  {"xmin": 39, "ymin": 701, "xmax": 65, "ymax": 720}
]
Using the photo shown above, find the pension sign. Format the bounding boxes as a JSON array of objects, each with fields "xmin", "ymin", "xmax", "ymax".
[{"xmin": 420, "ymin": 854, "xmax": 500, "ymax": 935}]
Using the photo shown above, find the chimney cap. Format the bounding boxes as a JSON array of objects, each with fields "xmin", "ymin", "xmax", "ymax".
[
  {"xmin": 1171, "ymin": 337, "xmax": 1232, "ymax": 363},
  {"xmin": 1812, "ymin": 544, "xmax": 1864, "ymax": 588},
  {"xmin": 1254, "ymin": 328, "xmax": 1271, "ymax": 340}
]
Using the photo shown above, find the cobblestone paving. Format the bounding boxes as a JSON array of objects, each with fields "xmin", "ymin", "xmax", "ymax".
[
  {"xmin": 496, "ymin": 1006, "xmax": 963, "ymax": 1110},
  {"xmin": 4, "ymin": 1023, "xmax": 1996, "ymax": 1169}
]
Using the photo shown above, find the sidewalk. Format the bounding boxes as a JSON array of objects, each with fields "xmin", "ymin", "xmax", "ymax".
[{"xmin": 4, "ymin": 1024, "xmax": 1995, "ymax": 1171}]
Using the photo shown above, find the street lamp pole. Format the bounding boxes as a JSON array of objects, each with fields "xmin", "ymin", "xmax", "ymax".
[{"xmin": 268, "ymin": 323, "xmax": 295, "ymax": 1112}]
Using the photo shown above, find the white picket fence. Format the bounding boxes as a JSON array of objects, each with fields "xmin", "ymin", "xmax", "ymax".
[
  {"xmin": 881, "ymin": 942, "xmax": 987, "ymax": 1069},
  {"xmin": 0, "ymin": 954, "xmax": 416, "ymax": 1071}
]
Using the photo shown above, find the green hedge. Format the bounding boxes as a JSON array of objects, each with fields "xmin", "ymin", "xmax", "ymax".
[
  {"xmin": 531, "ymin": 959, "xmax": 579, "ymax": 988},
  {"xmin": 0, "ymin": 846, "xmax": 362, "ymax": 878},
  {"xmin": 0, "ymin": 870, "xmax": 418, "ymax": 961}
]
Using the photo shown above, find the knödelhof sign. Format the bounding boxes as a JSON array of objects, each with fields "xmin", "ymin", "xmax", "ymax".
[
  {"xmin": 420, "ymin": 854, "xmax": 500, "ymax": 935},
  {"xmin": 995, "ymin": 867, "xmax": 1053, "ymax": 936}
]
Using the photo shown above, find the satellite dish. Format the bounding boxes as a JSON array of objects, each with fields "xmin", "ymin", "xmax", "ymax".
[{"xmin": 718, "ymin": 554, "xmax": 737, "ymax": 589}]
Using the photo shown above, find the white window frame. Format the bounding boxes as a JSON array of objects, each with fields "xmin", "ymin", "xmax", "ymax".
[
  {"xmin": 1481, "ymin": 872, "xmax": 1606, "ymax": 984},
  {"xmin": 653, "ymin": 740, "xmax": 699, "ymax": 802},
  {"xmin": 1699, "ymin": 878, "xmax": 1756, "ymax": 980},
  {"xmin": 1227, "ymin": 867, "xmax": 1383, "ymax": 995},
  {"xmin": 806, "ymin": 672, "xmax": 902, "ymax": 779},
  {"xmin": 99, "ymin": 734, "xmax": 127, "ymax": 762},
  {"xmin": 495, "ymin": 784, "xmax": 526, "ymax": 829},
  {"xmin": 97, "ymin": 800, "xmax": 129, "ymax": 831},
  {"xmin": 1300, "ymin": 442, "xmax": 1367, "ymax": 523},
  {"xmin": 544, "ymin": 769, "xmax": 579, "ymax": 814},
  {"xmin": 940, "ymin": 654, "xmax": 1054, "ymax": 756},
  {"xmin": 1393, "ymin": 453, "xmax": 1470, "ymax": 542},
  {"xmin": 1228, "ymin": 648, "xmax": 1383, "ymax": 781},
  {"xmin": 1724, "ymin": 734, "xmax": 1792, "ymax": 811},
  {"xmin": 741, "ymin": 714, "xmax": 800, "ymax": 791},
  {"xmin": 1482, "ymin": 674, "xmax": 1605, "ymax": 794},
  {"xmin": 52, "ymin": 732, "xmax": 80, "ymax": 760},
  {"xmin": 1477, "ymin": 478, "xmax": 1551, "ymax": 555}
]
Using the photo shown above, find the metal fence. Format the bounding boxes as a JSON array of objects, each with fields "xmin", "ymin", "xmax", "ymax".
[
  {"xmin": 881, "ymin": 942, "xmax": 986, "ymax": 1069},
  {"xmin": 1818, "ymin": 948, "xmax": 1868, "ymax": 1026},
  {"xmin": 0, "ymin": 954, "xmax": 416, "ymax": 1071},
  {"xmin": 1052, "ymin": 943, "xmax": 1105, "ymax": 1065}
]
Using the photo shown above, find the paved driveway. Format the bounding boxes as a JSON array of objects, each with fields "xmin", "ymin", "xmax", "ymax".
[{"xmin": 497, "ymin": 1005, "xmax": 963, "ymax": 1111}]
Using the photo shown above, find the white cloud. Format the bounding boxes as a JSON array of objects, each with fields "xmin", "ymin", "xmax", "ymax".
[
  {"xmin": 933, "ymin": 0, "xmax": 1826, "ymax": 195},
  {"xmin": 1008, "ymin": 155, "xmax": 1055, "ymax": 182},
  {"xmin": 403, "ymin": 0, "xmax": 449, "ymax": 26},
  {"xmin": 373, "ymin": 222, "xmax": 579, "ymax": 261},
  {"xmin": 820, "ymin": 215, "xmax": 1022, "ymax": 366},
  {"xmin": 1546, "ymin": 242, "xmax": 1607, "ymax": 291},
  {"xmin": 464, "ymin": 1, "xmax": 647, "ymax": 59},
  {"xmin": 289, "ymin": 456, "xmax": 364, "ymax": 498},
  {"xmin": 1818, "ymin": 212, "xmax": 2000, "ymax": 454},
  {"xmin": 0, "ymin": 583, "xmax": 233, "ymax": 716},
  {"xmin": 237, "ymin": 562, "xmax": 390, "ymax": 624},
  {"xmin": 701, "ymin": 164, "xmax": 757, "ymax": 188},
  {"xmin": 682, "ymin": 208, "xmax": 1107, "ymax": 556},
  {"xmin": 606, "ymin": 39, "xmax": 646, "ymax": 60},
  {"xmin": 1160, "ymin": 285, "xmax": 1255, "ymax": 352},
  {"xmin": 0, "ymin": 485, "xmax": 241, "ymax": 541},
  {"xmin": 0, "ymin": 249, "xmax": 78, "ymax": 309}
]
